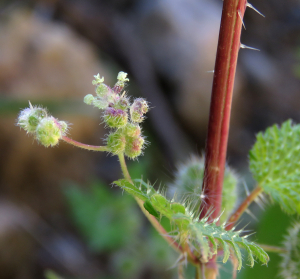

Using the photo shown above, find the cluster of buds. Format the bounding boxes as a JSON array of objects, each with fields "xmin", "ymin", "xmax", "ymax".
[
  {"xmin": 17, "ymin": 103, "xmax": 68, "ymax": 147},
  {"xmin": 84, "ymin": 72, "xmax": 148, "ymax": 159}
]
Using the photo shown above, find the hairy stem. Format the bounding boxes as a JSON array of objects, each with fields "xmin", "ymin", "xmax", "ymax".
[
  {"xmin": 117, "ymin": 153, "xmax": 187, "ymax": 257},
  {"xmin": 226, "ymin": 186, "xmax": 263, "ymax": 230},
  {"xmin": 62, "ymin": 136, "xmax": 108, "ymax": 151},
  {"xmin": 201, "ymin": 0, "xmax": 247, "ymax": 221}
]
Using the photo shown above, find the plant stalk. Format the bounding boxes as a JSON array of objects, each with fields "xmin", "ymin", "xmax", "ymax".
[
  {"xmin": 201, "ymin": 0, "xmax": 247, "ymax": 220},
  {"xmin": 200, "ymin": 0, "xmax": 247, "ymax": 277},
  {"xmin": 226, "ymin": 186, "xmax": 263, "ymax": 230},
  {"xmin": 62, "ymin": 136, "xmax": 108, "ymax": 151},
  {"xmin": 117, "ymin": 154, "xmax": 191, "ymax": 257}
]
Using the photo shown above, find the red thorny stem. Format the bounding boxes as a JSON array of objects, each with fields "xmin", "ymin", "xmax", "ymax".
[
  {"xmin": 200, "ymin": 0, "xmax": 247, "ymax": 277},
  {"xmin": 201, "ymin": 0, "xmax": 247, "ymax": 221}
]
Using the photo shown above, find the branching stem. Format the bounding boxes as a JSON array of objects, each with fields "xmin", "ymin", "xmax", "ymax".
[
  {"xmin": 62, "ymin": 136, "xmax": 108, "ymax": 151},
  {"xmin": 226, "ymin": 186, "xmax": 263, "ymax": 230},
  {"xmin": 117, "ymin": 153, "xmax": 192, "ymax": 258}
]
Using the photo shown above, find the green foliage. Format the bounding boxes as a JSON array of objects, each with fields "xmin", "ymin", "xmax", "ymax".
[
  {"xmin": 64, "ymin": 179, "xmax": 176, "ymax": 279},
  {"xmin": 249, "ymin": 120, "xmax": 300, "ymax": 214},
  {"xmin": 280, "ymin": 222, "xmax": 300, "ymax": 279},
  {"xmin": 114, "ymin": 178, "xmax": 269, "ymax": 269},
  {"xmin": 64, "ymin": 180, "xmax": 141, "ymax": 252},
  {"xmin": 169, "ymin": 156, "xmax": 238, "ymax": 223}
]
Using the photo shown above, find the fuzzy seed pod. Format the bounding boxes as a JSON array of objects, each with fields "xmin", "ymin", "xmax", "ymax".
[
  {"xmin": 83, "ymin": 94, "xmax": 95, "ymax": 105},
  {"xmin": 17, "ymin": 106, "xmax": 47, "ymax": 133},
  {"xmin": 36, "ymin": 117, "xmax": 63, "ymax": 147},
  {"xmin": 114, "ymin": 97, "xmax": 130, "ymax": 110},
  {"xmin": 95, "ymin": 83, "xmax": 110, "ymax": 98},
  {"xmin": 130, "ymin": 98, "xmax": 148, "ymax": 123},
  {"xmin": 125, "ymin": 123, "xmax": 141, "ymax": 137},
  {"xmin": 93, "ymin": 99, "xmax": 109, "ymax": 110},
  {"xmin": 107, "ymin": 131, "xmax": 126, "ymax": 155},
  {"xmin": 125, "ymin": 135, "xmax": 144, "ymax": 159},
  {"xmin": 103, "ymin": 107, "xmax": 128, "ymax": 128}
]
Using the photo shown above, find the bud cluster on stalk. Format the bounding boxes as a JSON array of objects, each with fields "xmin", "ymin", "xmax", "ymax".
[
  {"xmin": 17, "ymin": 103, "xmax": 68, "ymax": 147},
  {"xmin": 84, "ymin": 72, "xmax": 148, "ymax": 159}
]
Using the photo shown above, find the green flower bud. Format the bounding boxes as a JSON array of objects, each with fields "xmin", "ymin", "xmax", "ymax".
[
  {"xmin": 130, "ymin": 98, "xmax": 149, "ymax": 123},
  {"xmin": 17, "ymin": 106, "xmax": 47, "ymax": 133},
  {"xmin": 95, "ymin": 83, "xmax": 110, "ymax": 97},
  {"xmin": 125, "ymin": 123, "xmax": 141, "ymax": 137},
  {"xmin": 114, "ymin": 96, "xmax": 130, "ymax": 110},
  {"xmin": 125, "ymin": 135, "xmax": 144, "ymax": 159},
  {"xmin": 36, "ymin": 117, "xmax": 62, "ymax": 147},
  {"xmin": 84, "ymin": 94, "xmax": 95, "ymax": 105},
  {"xmin": 103, "ymin": 107, "xmax": 128, "ymax": 128},
  {"xmin": 113, "ymin": 72, "xmax": 129, "ymax": 94},
  {"xmin": 107, "ymin": 130, "xmax": 126, "ymax": 155},
  {"xmin": 116, "ymin": 71, "xmax": 129, "ymax": 87},
  {"xmin": 93, "ymin": 99, "xmax": 109, "ymax": 109},
  {"xmin": 92, "ymin": 73, "xmax": 104, "ymax": 85}
]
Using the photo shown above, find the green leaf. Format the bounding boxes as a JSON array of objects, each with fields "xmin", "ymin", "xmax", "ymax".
[
  {"xmin": 249, "ymin": 120, "xmax": 300, "ymax": 214},
  {"xmin": 114, "ymin": 179, "xmax": 268, "ymax": 270},
  {"xmin": 143, "ymin": 201, "xmax": 159, "ymax": 217},
  {"xmin": 114, "ymin": 179, "xmax": 148, "ymax": 201},
  {"xmin": 190, "ymin": 222, "xmax": 269, "ymax": 270}
]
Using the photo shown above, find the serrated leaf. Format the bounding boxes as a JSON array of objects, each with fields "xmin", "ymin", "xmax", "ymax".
[
  {"xmin": 249, "ymin": 120, "xmax": 300, "ymax": 214},
  {"xmin": 190, "ymin": 221, "xmax": 269, "ymax": 270},
  {"xmin": 114, "ymin": 179, "xmax": 268, "ymax": 270},
  {"xmin": 114, "ymin": 179, "xmax": 148, "ymax": 201}
]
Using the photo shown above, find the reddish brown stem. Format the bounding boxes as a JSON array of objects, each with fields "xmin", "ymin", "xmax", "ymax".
[
  {"xmin": 62, "ymin": 136, "xmax": 108, "ymax": 151},
  {"xmin": 225, "ymin": 186, "xmax": 263, "ymax": 231},
  {"xmin": 201, "ymin": 0, "xmax": 247, "ymax": 221}
]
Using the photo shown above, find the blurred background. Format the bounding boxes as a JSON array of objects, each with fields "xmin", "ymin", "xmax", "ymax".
[{"xmin": 0, "ymin": 0, "xmax": 300, "ymax": 278}]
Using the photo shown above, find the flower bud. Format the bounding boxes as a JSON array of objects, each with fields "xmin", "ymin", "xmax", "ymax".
[
  {"xmin": 113, "ymin": 72, "xmax": 129, "ymax": 94},
  {"xmin": 130, "ymin": 98, "xmax": 149, "ymax": 123},
  {"xmin": 125, "ymin": 135, "xmax": 144, "ymax": 159},
  {"xmin": 125, "ymin": 123, "xmax": 141, "ymax": 137},
  {"xmin": 107, "ymin": 130, "xmax": 126, "ymax": 155},
  {"xmin": 17, "ymin": 106, "xmax": 47, "ymax": 133},
  {"xmin": 114, "ymin": 96, "xmax": 130, "ymax": 110},
  {"xmin": 93, "ymin": 99, "xmax": 109, "ymax": 110},
  {"xmin": 95, "ymin": 83, "xmax": 110, "ymax": 98},
  {"xmin": 103, "ymin": 107, "xmax": 128, "ymax": 128},
  {"xmin": 92, "ymin": 73, "xmax": 104, "ymax": 85},
  {"xmin": 36, "ymin": 117, "xmax": 62, "ymax": 147},
  {"xmin": 84, "ymin": 94, "xmax": 95, "ymax": 105}
]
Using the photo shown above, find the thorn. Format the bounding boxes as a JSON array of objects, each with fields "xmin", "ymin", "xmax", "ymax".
[
  {"xmin": 245, "ymin": 208, "xmax": 258, "ymax": 221},
  {"xmin": 246, "ymin": 2, "xmax": 265, "ymax": 17},
  {"xmin": 254, "ymin": 196, "xmax": 266, "ymax": 211},
  {"xmin": 240, "ymin": 43, "xmax": 260, "ymax": 51},
  {"xmin": 242, "ymin": 180, "xmax": 250, "ymax": 196},
  {"xmin": 206, "ymin": 70, "xmax": 214, "ymax": 73},
  {"xmin": 238, "ymin": 10, "xmax": 246, "ymax": 30}
]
